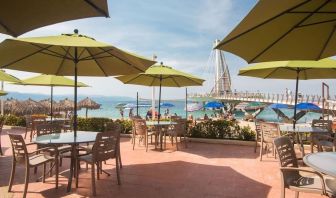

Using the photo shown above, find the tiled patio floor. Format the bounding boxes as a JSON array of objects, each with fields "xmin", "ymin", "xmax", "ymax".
[{"xmin": 0, "ymin": 128, "xmax": 326, "ymax": 198}]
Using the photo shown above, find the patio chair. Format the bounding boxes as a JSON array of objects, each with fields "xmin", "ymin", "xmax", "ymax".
[
  {"xmin": 311, "ymin": 119, "xmax": 333, "ymax": 153},
  {"xmin": 36, "ymin": 123, "xmax": 71, "ymax": 171},
  {"xmin": 8, "ymin": 133, "xmax": 58, "ymax": 198},
  {"xmin": 254, "ymin": 120, "xmax": 262, "ymax": 153},
  {"xmin": 170, "ymin": 115, "xmax": 182, "ymax": 121},
  {"xmin": 259, "ymin": 122, "xmax": 281, "ymax": 161},
  {"xmin": 62, "ymin": 118, "xmax": 73, "ymax": 132},
  {"xmin": 165, "ymin": 118, "xmax": 188, "ymax": 150},
  {"xmin": 77, "ymin": 128, "xmax": 121, "ymax": 196},
  {"xmin": 274, "ymin": 136, "xmax": 330, "ymax": 198},
  {"xmin": 23, "ymin": 115, "xmax": 32, "ymax": 140},
  {"xmin": 132, "ymin": 119, "xmax": 155, "ymax": 152},
  {"xmin": 30, "ymin": 116, "xmax": 47, "ymax": 141}
]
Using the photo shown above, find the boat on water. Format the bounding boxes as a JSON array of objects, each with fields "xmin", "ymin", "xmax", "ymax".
[
  {"xmin": 115, "ymin": 103, "xmax": 152, "ymax": 109},
  {"xmin": 185, "ymin": 102, "xmax": 203, "ymax": 112}
]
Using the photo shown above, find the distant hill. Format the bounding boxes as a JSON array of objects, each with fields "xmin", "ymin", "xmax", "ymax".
[{"xmin": 4, "ymin": 92, "xmax": 134, "ymax": 102}]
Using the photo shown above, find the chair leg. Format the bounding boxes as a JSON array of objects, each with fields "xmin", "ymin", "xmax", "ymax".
[
  {"xmin": 55, "ymin": 157, "xmax": 59, "ymax": 189},
  {"xmin": 175, "ymin": 135, "xmax": 178, "ymax": 151},
  {"xmin": 34, "ymin": 167, "xmax": 37, "ymax": 174},
  {"xmin": 42, "ymin": 163, "xmax": 46, "ymax": 183},
  {"xmin": 91, "ymin": 162, "xmax": 96, "ymax": 196},
  {"xmin": 116, "ymin": 157, "xmax": 121, "ymax": 185},
  {"xmin": 259, "ymin": 142, "xmax": 263, "ymax": 161},
  {"xmin": 184, "ymin": 134, "xmax": 188, "ymax": 148},
  {"xmin": 23, "ymin": 166, "xmax": 30, "ymax": 198},
  {"xmin": 24, "ymin": 127, "xmax": 28, "ymax": 139},
  {"xmin": 118, "ymin": 147, "xmax": 122, "ymax": 169},
  {"xmin": 132, "ymin": 135, "xmax": 136, "ymax": 150},
  {"xmin": 96, "ymin": 162, "xmax": 100, "ymax": 180},
  {"xmin": 295, "ymin": 191, "xmax": 299, "ymax": 198},
  {"xmin": 281, "ymin": 187, "xmax": 285, "ymax": 198},
  {"xmin": 8, "ymin": 161, "xmax": 16, "ymax": 192},
  {"xmin": 49, "ymin": 162, "xmax": 53, "ymax": 177},
  {"xmin": 145, "ymin": 133, "xmax": 148, "ymax": 152}
]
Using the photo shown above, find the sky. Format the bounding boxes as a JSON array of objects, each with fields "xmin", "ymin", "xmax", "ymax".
[{"xmin": 1, "ymin": 0, "xmax": 335, "ymax": 99}]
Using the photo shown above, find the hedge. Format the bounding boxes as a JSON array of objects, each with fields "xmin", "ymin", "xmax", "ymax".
[{"xmin": 2, "ymin": 115, "xmax": 255, "ymax": 141}]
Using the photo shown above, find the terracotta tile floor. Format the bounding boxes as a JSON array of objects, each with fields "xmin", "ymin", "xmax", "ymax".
[{"xmin": 0, "ymin": 128, "xmax": 326, "ymax": 198}]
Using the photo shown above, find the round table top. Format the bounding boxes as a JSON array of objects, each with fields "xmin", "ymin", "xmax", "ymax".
[
  {"xmin": 303, "ymin": 152, "xmax": 336, "ymax": 177},
  {"xmin": 279, "ymin": 124, "xmax": 328, "ymax": 133},
  {"xmin": 33, "ymin": 131, "xmax": 98, "ymax": 145},
  {"xmin": 146, "ymin": 121, "xmax": 177, "ymax": 126}
]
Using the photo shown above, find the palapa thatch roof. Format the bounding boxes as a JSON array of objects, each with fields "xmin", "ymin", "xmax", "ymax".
[
  {"xmin": 78, "ymin": 97, "xmax": 101, "ymax": 110},
  {"xmin": 55, "ymin": 98, "xmax": 74, "ymax": 111},
  {"xmin": 20, "ymin": 98, "xmax": 49, "ymax": 115},
  {"xmin": 4, "ymin": 98, "xmax": 23, "ymax": 115}
]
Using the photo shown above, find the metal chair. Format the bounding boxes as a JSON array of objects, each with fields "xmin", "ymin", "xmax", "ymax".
[
  {"xmin": 311, "ymin": 119, "xmax": 333, "ymax": 153},
  {"xmin": 8, "ymin": 133, "xmax": 58, "ymax": 198},
  {"xmin": 259, "ymin": 122, "xmax": 281, "ymax": 161},
  {"xmin": 254, "ymin": 120, "xmax": 262, "ymax": 153},
  {"xmin": 165, "ymin": 118, "xmax": 188, "ymax": 150},
  {"xmin": 274, "ymin": 136, "xmax": 331, "ymax": 198},
  {"xmin": 77, "ymin": 129, "xmax": 121, "ymax": 196},
  {"xmin": 0, "ymin": 119, "xmax": 4, "ymax": 155},
  {"xmin": 30, "ymin": 116, "xmax": 47, "ymax": 141},
  {"xmin": 23, "ymin": 115, "xmax": 32, "ymax": 140},
  {"xmin": 132, "ymin": 119, "xmax": 155, "ymax": 152}
]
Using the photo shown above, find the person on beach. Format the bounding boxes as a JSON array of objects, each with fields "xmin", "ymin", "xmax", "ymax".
[
  {"xmin": 129, "ymin": 108, "xmax": 134, "ymax": 118},
  {"xmin": 204, "ymin": 114, "xmax": 209, "ymax": 120},
  {"xmin": 120, "ymin": 108, "xmax": 124, "ymax": 119},
  {"xmin": 146, "ymin": 110, "xmax": 152, "ymax": 120}
]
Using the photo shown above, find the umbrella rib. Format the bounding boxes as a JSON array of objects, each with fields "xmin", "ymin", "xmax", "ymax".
[
  {"xmin": 78, "ymin": 48, "xmax": 112, "ymax": 60},
  {"xmin": 171, "ymin": 77, "xmax": 182, "ymax": 87},
  {"xmin": 250, "ymin": 0, "xmax": 331, "ymax": 63},
  {"xmin": 216, "ymin": 0, "xmax": 310, "ymax": 49},
  {"xmin": 123, "ymin": 75, "xmax": 141, "ymax": 84},
  {"xmin": 55, "ymin": 46, "xmax": 71, "ymax": 75},
  {"xmin": 297, "ymin": 18, "xmax": 336, "ymax": 28},
  {"xmin": 85, "ymin": 48, "xmax": 108, "ymax": 76},
  {"xmin": 77, "ymin": 48, "xmax": 87, "ymax": 60},
  {"xmin": 30, "ymin": 43, "xmax": 73, "ymax": 60},
  {"xmin": 0, "ymin": 19, "xmax": 16, "ymax": 37},
  {"xmin": 61, "ymin": 46, "xmax": 74, "ymax": 59},
  {"xmin": 98, "ymin": 47, "xmax": 144, "ymax": 72},
  {"xmin": 1, "ymin": 45, "xmax": 52, "ymax": 69},
  {"xmin": 84, "ymin": 0, "xmax": 109, "ymax": 17},
  {"xmin": 149, "ymin": 76, "xmax": 157, "ymax": 86},
  {"xmin": 263, "ymin": 67, "xmax": 280, "ymax": 79},
  {"xmin": 318, "ymin": 25, "xmax": 336, "ymax": 59}
]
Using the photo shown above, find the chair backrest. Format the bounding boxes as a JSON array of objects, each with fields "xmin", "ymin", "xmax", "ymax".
[
  {"xmin": 133, "ymin": 119, "xmax": 147, "ymax": 135},
  {"xmin": 274, "ymin": 136, "xmax": 298, "ymax": 168},
  {"xmin": 92, "ymin": 129, "xmax": 120, "ymax": 162},
  {"xmin": 171, "ymin": 116, "xmax": 182, "ymax": 121},
  {"xmin": 8, "ymin": 133, "xmax": 28, "ymax": 164},
  {"xmin": 24, "ymin": 115, "xmax": 32, "ymax": 127},
  {"xmin": 254, "ymin": 120, "xmax": 262, "ymax": 141},
  {"xmin": 36, "ymin": 123, "xmax": 62, "ymax": 136},
  {"xmin": 173, "ymin": 118, "xmax": 187, "ymax": 135},
  {"xmin": 260, "ymin": 122, "xmax": 281, "ymax": 143},
  {"xmin": 312, "ymin": 119, "xmax": 333, "ymax": 132}
]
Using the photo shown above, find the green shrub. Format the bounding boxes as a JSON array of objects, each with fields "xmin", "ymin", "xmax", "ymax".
[
  {"xmin": 77, "ymin": 117, "xmax": 132, "ymax": 134},
  {"xmin": 237, "ymin": 126, "xmax": 255, "ymax": 141},
  {"xmin": 2, "ymin": 115, "xmax": 26, "ymax": 127}
]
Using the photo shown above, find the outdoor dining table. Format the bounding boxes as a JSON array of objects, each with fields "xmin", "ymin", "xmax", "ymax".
[
  {"xmin": 303, "ymin": 152, "xmax": 336, "ymax": 177},
  {"xmin": 279, "ymin": 124, "xmax": 328, "ymax": 156},
  {"xmin": 33, "ymin": 131, "xmax": 98, "ymax": 192},
  {"xmin": 146, "ymin": 121, "xmax": 177, "ymax": 150}
]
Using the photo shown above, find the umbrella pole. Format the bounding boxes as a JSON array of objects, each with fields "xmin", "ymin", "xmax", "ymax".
[
  {"xmin": 158, "ymin": 75, "xmax": 162, "ymax": 124},
  {"xmin": 293, "ymin": 70, "xmax": 300, "ymax": 129},
  {"xmin": 136, "ymin": 92, "xmax": 139, "ymax": 116},
  {"xmin": 85, "ymin": 107, "xmax": 88, "ymax": 118},
  {"xmin": 51, "ymin": 86, "xmax": 53, "ymax": 123},
  {"xmin": 185, "ymin": 88, "xmax": 188, "ymax": 119},
  {"xmin": 74, "ymin": 47, "xmax": 78, "ymax": 137}
]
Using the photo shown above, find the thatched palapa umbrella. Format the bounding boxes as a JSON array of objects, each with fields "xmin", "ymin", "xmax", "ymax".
[
  {"xmin": 78, "ymin": 97, "xmax": 101, "ymax": 118},
  {"xmin": 55, "ymin": 98, "xmax": 74, "ymax": 118},
  {"xmin": 4, "ymin": 98, "xmax": 22, "ymax": 115},
  {"xmin": 21, "ymin": 98, "xmax": 48, "ymax": 115}
]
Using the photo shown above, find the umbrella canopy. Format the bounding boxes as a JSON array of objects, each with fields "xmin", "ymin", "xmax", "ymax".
[
  {"xmin": 268, "ymin": 103, "xmax": 288, "ymax": 109},
  {"xmin": 0, "ymin": 90, "xmax": 7, "ymax": 96},
  {"xmin": 116, "ymin": 64, "xmax": 205, "ymax": 122},
  {"xmin": 0, "ymin": 30, "xmax": 155, "ymax": 137},
  {"xmin": 0, "ymin": 0, "xmax": 109, "ymax": 37},
  {"xmin": 296, "ymin": 103, "xmax": 321, "ymax": 111},
  {"xmin": 160, "ymin": 102, "xmax": 175, "ymax": 108},
  {"xmin": 238, "ymin": 59, "xmax": 336, "ymax": 128},
  {"xmin": 216, "ymin": 1, "xmax": 336, "ymax": 63},
  {"xmin": 204, "ymin": 101, "xmax": 224, "ymax": 108},
  {"xmin": 14, "ymin": 74, "xmax": 88, "ymax": 87},
  {"xmin": 116, "ymin": 64, "xmax": 204, "ymax": 87},
  {"xmin": 239, "ymin": 58, "xmax": 336, "ymax": 79},
  {"xmin": 0, "ymin": 70, "xmax": 21, "ymax": 83}
]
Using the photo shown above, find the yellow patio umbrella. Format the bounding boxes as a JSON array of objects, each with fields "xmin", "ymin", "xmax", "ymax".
[
  {"xmin": 116, "ymin": 63, "xmax": 205, "ymax": 121},
  {"xmin": 0, "ymin": 0, "xmax": 109, "ymax": 37},
  {"xmin": 238, "ymin": 58, "xmax": 336, "ymax": 128},
  {"xmin": 12, "ymin": 74, "xmax": 88, "ymax": 121},
  {"xmin": 0, "ymin": 30, "xmax": 156, "ymax": 138},
  {"xmin": 0, "ymin": 70, "xmax": 21, "ymax": 115},
  {"xmin": 216, "ymin": 1, "xmax": 336, "ymax": 63}
]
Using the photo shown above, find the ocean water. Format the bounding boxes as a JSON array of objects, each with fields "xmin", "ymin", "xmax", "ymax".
[{"xmin": 77, "ymin": 100, "xmax": 321, "ymax": 123}]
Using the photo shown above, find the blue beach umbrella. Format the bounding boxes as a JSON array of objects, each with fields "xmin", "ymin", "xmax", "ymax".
[
  {"xmin": 204, "ymin": 101, "xmax": 224, "ymax": 108},
  {"xmin": 160, "ymin": 102, "xmax": 174, "ymax": 108},
  {"xmin": 268, "ymin": 103, "xmax": 288, "ymax": 109},
  {"xmin": 296, "ymin": 103, "xmax": 321, "ymax": 111}
]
